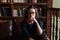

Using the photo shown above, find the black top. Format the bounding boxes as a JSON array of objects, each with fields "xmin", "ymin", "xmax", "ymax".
[{"xmin": 20, "ymin": 19, "xmax": 44, "ymax": 40}]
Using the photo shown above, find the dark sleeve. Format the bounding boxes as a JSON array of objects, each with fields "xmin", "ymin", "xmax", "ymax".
[
  {"xmin": 37, "ymin": 18, "xmax": 44, "ymax": 38},
  {"xmin": 21, "ymin": 23, "xmax": 30, "ymax": 40},
  {"xmin": 37, "ymin": 18, "xmax": 42, "ymax": 28}
]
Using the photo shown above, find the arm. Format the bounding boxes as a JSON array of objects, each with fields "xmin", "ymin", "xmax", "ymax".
[
  {"xmin": 28, "ymin": 37, "xmax": 34, "ymax": 40},
  {"xmin": 34, "ymin": 19, "xmax": 43, "ymax": 35}
]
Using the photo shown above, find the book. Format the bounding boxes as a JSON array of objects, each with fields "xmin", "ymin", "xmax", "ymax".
[
  {"xmin": 38, "ymin": 7, "xmax": 42, "ymax": 15},
  {"xmin": 18, "ymin": 0, "xmax": 25, "ymax": 3},
  {"xmin": 28, "ymin": 0, "xmax": 37, "ymax": 3},
  {"xmin": 1, "ymin": 7, "xmax": 11, "ymax": 16},
  {"xmin": 10, "ymin": 0, "xmax": 13, "ymax": 3},
  {"xmin": 13, "ymin": 9, "xmax": 18, "ymax": 16},
  {"xmin": 1, "ymin": 0, "xmax": 8, "ymax": 3},
  {"xmin": 17, "ymin": 8, "xmax": 20, "ymax": 16},
  {"xmin": 13, "ymin": 0, "xmax": 26, "ymax": 3},
  {"xmin": 28, "ymin": 0, "xmax": 31, "ymax": 3},
  {"xmin": 19, "ymin": 8, "xmax": 22, "ymax": 16},
  {"xmin": 13, "ymin": 0, "xmax": 19, "ymax": 3},
  {"xmin": 37, "ymin": 0, "xmax": 47, "ymax": 3},
  {"xmin": 37, "ymin": 0, "xmax": 41, "ymax": 3},
  {"xmin": 22, "ymin": 8, "xmax": 26, "ymax": 16},
  {"xmin": 30, "ymin": 0, "xmax": 37, "ymax": 3}
]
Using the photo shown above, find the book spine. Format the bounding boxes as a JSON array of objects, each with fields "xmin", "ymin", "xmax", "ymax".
[
  {"xmin": 19, "ymin": 0, "xmax": 25, "ymax": 3},
  {"xmin": 38, "ymin": 7, "xmax": 42, "ymax": 15},
  {"xmin": 28, "ymin": 0, "xmax": 31, "ymax": 3},
  {"xmin": 19, "ymin": 8, "xmax": 22, "ymax": 16},
  {"xmin": 43, "ymin": 0, "xmax": 47, "ymax": 3},
  {"xmin": 13, "ymin": 9, "xmax": 18, "ymax": 16},
  {"xmin": 1, "ymin": 0, "xmax": 7, "ymax": 3},
  {"xmin": 37, "ymin": 0, "xmax": 41, "ymax": 3},
  {"xmin": 10, "ymin": 0, "xmax": 13, "ymax": 4},
  {"xmin": 1, "ymin": 7, "xmax": 11, "ymax": 16},
  {"xmin": 13, "ymin": 0, "xmax": 18, "ymax": 3},
  {"xmin": 21, "ymin": 8, "xmax": 23, "ymax": 16},
  {"xmin": 13, "ymin": 0, "xmax": 26, "ymax": 3},
  {"xmin": 34, "ymin": 0, "xmax": 37, "ymax": 3},
  {"xmin": 17, "ymin": 8, "xmax": 20, "ymax": 16},
  {"xmin": 22, "ymin": 8, "xmax": 25, "ymax": 16},
  {"xmin": 31, "ymin": 0, "xmax": 35, "ymax": 3}
]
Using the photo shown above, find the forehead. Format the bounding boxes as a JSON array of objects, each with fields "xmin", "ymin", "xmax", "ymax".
[{"xmin": 28, "ymin": 8, "xmax": 35, "ymax": 12}]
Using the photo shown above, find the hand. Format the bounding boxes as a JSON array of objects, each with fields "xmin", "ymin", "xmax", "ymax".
[
  {"xmin": 28, "ymin": 37, "xmax": 34, "ymax": 40},
  {"xmin": 33, "ymin": 18, "xmax": 38, "ymax": 23}
]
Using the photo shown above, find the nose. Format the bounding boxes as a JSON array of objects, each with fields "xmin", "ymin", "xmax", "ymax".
[{"xmin": 30, "ymin": 13, "xmax": 33, "ymax": 16}]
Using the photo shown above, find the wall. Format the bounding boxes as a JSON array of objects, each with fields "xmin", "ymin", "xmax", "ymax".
[{"xmin": 53, "ymin": 0, "xmax": 60, "ymax": 8}]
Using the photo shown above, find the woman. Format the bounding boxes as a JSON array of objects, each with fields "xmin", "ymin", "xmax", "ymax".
[{"xmin": 20, "ymin": 6, "xmax": 44, "ymax": 40}]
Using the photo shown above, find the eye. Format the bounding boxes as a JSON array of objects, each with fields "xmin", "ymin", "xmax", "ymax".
[{"xmin": 27, "ymin": 12, "xmax": 35, "ymax": 14}]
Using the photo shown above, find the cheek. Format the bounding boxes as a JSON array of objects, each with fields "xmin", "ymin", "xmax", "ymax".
[{"xmin": 31, "ymin": 14, "xmax": 35, "ymax": 18}]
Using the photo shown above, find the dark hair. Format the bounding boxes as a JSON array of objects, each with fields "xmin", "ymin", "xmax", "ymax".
[{"xmin": 24, "ymin": 5, "xmax": 36, "ymax": 19}]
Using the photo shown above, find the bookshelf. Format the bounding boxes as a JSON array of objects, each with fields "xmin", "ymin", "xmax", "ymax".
[{"xmin": 0, "ymin": 0, "xmax": 52, "ymax": 40}]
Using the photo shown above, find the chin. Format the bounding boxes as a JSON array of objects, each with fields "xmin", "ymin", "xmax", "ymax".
[{"xmin": 29, "ymin": 18, "xmax": 34, "ymax": 21}]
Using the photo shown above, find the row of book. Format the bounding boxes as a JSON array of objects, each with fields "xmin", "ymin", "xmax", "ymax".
[
  {"xmin": 1, "ymin": 0, "xmax": 10, "ymax": 3},
  {"xmin": 1, "ymin": 0, "xmax": 47, "ymax": 3},
  {"xmin": 1, "ymin": 7, "xmax": 12, "ymax": 16},
  {"xmin": 0, "ymin": 7, "xmax": 46, "ymax": 16},
  {"xmin": 13, "ymin": 8, "xmax": 25, "ymax": 16}
]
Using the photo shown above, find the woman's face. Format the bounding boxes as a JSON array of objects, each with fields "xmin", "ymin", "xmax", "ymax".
[{"xmin": 27, "ymin": 8, "xmax": 36, "ymax": 21}]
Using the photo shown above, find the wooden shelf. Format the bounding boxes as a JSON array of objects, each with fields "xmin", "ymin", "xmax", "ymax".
[
  {"xmin": 12, "ymin": 16, "xmax": 23, "ymax": 19},
  {"xmin": 13, "ymin": 3, "xmax": 47, "ymax": 8},
  {"xmin": 14, "ymin": 3, "xmax": 47, "ymax": 6},
  {"xmin": 0, "ymin": 16, "xmax": 12, "ymax": 20},
  {"xmin": 0, "ymin": 3, "xmax": 11, "ymax": 7},
  {"xmin": 0, "ymin": 3, "xmax": 47, "ymax": 5},
  {"xmin": 0, "ymin": 16, "xmax": 23, "ymax": 19},
  {"xmin": 0, "ymin": 3, "xmax": 47, "ymax": 8}
]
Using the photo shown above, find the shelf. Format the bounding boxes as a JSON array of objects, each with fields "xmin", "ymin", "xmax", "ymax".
[
  {"xmin": 0, "ymin": 3, "xmax": 11, "ymax": 7},
  {"xmin": 14, "ymin": 3, "xmax": 47, "ymax": 6},
  {"xmin": 0, "ymin": 3, "xmax": 47, "ymax": 5},
  {"xmin": 12, "ymin": 16, "xmax": 23, "ymax": 19},
  {"xmin": 13, "ymin": 3, "xmax": 47, "ymax": 8},
  {"xmin": 0, "ymin": 3, "xmax": 47, "ymax": 8},
  {"xmin": 0, "ymin": 16, "xmax": 23, "ymax": 20},
  {"xmin": 0, "ymin": 16, "xmax": 12, "ymax": 20}
]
